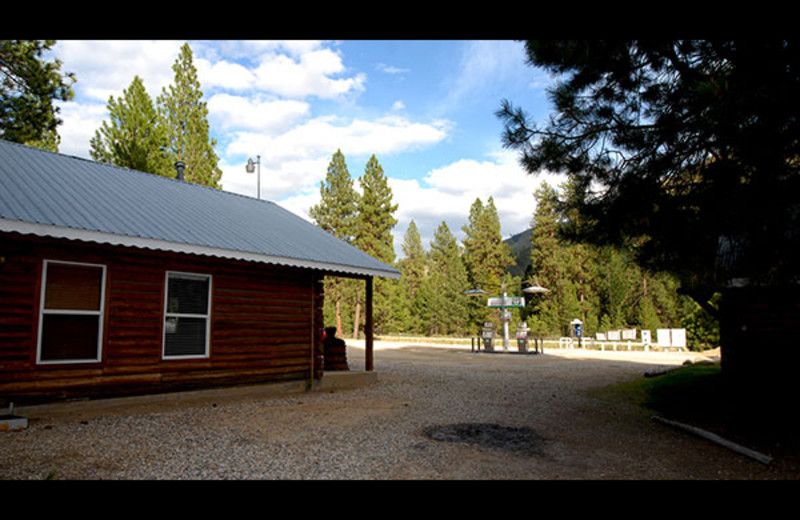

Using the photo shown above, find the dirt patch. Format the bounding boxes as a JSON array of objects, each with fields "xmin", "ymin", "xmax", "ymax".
[{"xmin": 424, "ymin": 423, "xmax": 544, "ymax": 455}]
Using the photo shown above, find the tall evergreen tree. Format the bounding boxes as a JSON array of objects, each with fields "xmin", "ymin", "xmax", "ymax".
[
  {"xmin": 529, "ymin": 182, "xmax": 581, "ymax": 336},
  {"xmin": 398, "ymin": 220, "xmax": 429, "ymax": 334},
  {"xmin": 355, "ymin": 155, "xmax": 398, "ymax": 263},
  {"xmin": 559, "ymin": 179, "xmax": 600, "ymax": 334},
  {"xmin": 310, "ymin": 150, "xmax": 359, "ymax": 336},
  {"xmin": 352, "ymin": 155, "xmax": 398, "ymax": 338},
  {"xmin": 594, "ymin": 245, "xmax": 638, "ymax": 331},
  {"xmin": 90, "ymin": 75, "xmax": 171, "ymax": 175},
  {"xmin": 0, "ymin": 40, "xmax": 75, "ymax": 151},
  {"xmin": 157, "ymin": 43, "xmax": 221, "ymax": 188},
  {"xmin": 427, "ymin": 222, "xmax": 469, "ymax": 335},
  {"xmin": 462, "ymin": 197, "xmax": 515, "ymax": 333},
  {"xmin": 310, "ymin": 149, "xmax": 358, "ymax": 242}
]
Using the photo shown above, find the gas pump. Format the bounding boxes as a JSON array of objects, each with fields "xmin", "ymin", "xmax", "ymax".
[
  {"xmin": 516, "ymin": 322, "xmax": 530, "ymax": 353},
  {"xmin": 481, "ymin": 322, "xmax": 495, "ymax": 352}
]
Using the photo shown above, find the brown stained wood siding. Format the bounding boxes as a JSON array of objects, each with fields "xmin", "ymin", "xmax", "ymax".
[{"xmin": 0, "ymin": 232, "xmax": 324, "ymax": 404}]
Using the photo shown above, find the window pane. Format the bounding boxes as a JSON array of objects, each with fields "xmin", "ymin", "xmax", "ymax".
[
  {"xmin": 40, "ymin": 314, "xmax": 100, "ymax": 361},
  {"xmin": 167, "ymin": 275, "xmax": 209, "ymax": 315},
  {"xmin": 165, "ymin": 317, "xmax": 207, "ymax": 356},
  {"xmin": 44, "ymin": 263, "xmax": 103, "ymax": 311}
]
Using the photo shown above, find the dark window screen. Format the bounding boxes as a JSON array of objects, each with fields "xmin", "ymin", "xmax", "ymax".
[
  {"xmin": 39, "ymin": 262, "xmax": 104, "ymax": 363},
  {"xmin": 164, "ymin": 317, "xmax": 207, "ymax": 356},
  {"xmin": 166, "ymin": 275, "xmax": 209, "ymax": 315},
  {"xmin": 40, "ymin": 314, "xmax": 100, "ymax": 361}
]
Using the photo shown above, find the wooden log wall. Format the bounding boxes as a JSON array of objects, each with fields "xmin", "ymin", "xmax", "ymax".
[{"xmin": 0, "ymin": 232, "xmax": 325, "ymax": 404}]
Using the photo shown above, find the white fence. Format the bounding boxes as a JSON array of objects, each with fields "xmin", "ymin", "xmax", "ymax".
[{"xmin": 559, "ymin": 328, "xmax": 688, "ymax": 352}]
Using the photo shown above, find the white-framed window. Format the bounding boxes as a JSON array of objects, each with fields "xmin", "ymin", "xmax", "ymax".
[
  {"xmin": 163, "ymin": 271, "xmax": 212, "ymax": 359},
  {"xmin": 37, "ymin": 260, "xmax": 106, "ymax": 364}
]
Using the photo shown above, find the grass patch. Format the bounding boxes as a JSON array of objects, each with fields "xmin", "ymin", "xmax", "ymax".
[
  {"xmin": 641, "ymin": 363, "xmax": 726, "ymax": 427},
  {"xmin": 594, "ymin": 362, "xmax": 734, "ymax": 436},
  {"xmin": 602, "ymin": 362, "xmax": 799, "ymax": 451},
  {"xmin": 596, "ymin": 362, "xmax": 800, "ymax": 472}
]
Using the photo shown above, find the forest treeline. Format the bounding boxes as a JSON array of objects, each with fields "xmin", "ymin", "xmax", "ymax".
[{"xmin": 311, "ymin": 151, "xmax": 720, "ymax": 351}]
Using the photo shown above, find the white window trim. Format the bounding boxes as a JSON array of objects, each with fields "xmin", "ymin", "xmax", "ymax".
[
  {"xmin": 37, "ymin": 259, "xmax": 106, "ymax": 365},
  {"xmin": 162, "ymin": 271, "xmax": 212, "ymax": 360}
]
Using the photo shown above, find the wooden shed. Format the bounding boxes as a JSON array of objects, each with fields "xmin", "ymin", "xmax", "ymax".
[{"xmin": 0, "ymin": 140, "xmax": 399, "ymax": 405}]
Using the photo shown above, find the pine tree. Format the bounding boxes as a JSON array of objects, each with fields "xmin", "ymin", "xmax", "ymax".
[
  {"xmin": 352, "ymin": 155, "xmax": 398, "ymax": 338},
  {"xmin": 594, "ymin": 245, "xmax": 637, "ymax": 331},
  {"xmin": 310, "ymin": 150, "xmax": 358, "ymax": 242},
  {"xmin": 398, "ymin": 221, "xmax": 429, "ymax": 334},
  {"xmin": 309, "ymin": 150, "xmax": 359, "ymax": 337},
  {"xmin": 157, "ymin": 43, "xmax": 221, "ymax": 188},
  {"xmin": 355, "ymin": 155, "xmax": 398, "ymax": 263},
  {"xmin": 427, "ymin": 222, "xmax": 469, "ymax": 335},
  {"xmin": 90, "ymin": 76, "xmax": 171, "ymax": 176},
  {"xmin": 0, "ymin": 40, "xmax": 75, "ymax": 149},
  {"xmin": 380, "ymin": 276, "xmax": 411, "ymax": 335},
  {"xmin": 462, "ymin": 197, "xmax": 515, "ymax": 334},
  {"xmin": 559, "ymin": 180, "xmax": 600, "ymax": 336},
  {"xmin": 529, "ymin": 182, "xmax": 577, "ymax": 336}
]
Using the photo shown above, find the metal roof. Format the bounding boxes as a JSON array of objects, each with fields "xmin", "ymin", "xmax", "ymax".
[{"xmin": 0, "ymin": 139, "xmax": 400, "ymax": 279}]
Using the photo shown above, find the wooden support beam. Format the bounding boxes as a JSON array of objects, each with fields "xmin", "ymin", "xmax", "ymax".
[{"xmin": 365, "ymin": 276, "xmax": 373, "ymax": 372}]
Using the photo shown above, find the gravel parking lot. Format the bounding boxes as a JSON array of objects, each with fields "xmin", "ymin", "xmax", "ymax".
[{"xmin": 2, "ymin": 341, "xmax": 798, "ymax": 480}]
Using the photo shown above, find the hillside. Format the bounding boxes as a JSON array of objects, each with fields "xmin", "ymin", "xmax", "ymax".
[{"xmin": 505, "ymin": 228, "xmax": 532, "ymax": 278}]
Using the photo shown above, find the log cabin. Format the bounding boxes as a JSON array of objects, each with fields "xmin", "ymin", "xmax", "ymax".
[{"xmin": 0, "ymin": 139, "xmax": 400, "ymax": 405}]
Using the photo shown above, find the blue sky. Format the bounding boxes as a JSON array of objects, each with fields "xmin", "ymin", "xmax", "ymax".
[{"xmin": 49, "ymin": 40, "xmax": 565, "ymax": 253}]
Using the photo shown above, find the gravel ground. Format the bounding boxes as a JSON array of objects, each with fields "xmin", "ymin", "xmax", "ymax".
[{"xmin": 2, "ymin": 341, "xmax": 799, "ymax": 480}]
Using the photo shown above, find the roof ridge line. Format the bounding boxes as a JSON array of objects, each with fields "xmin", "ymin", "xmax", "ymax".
[{"xmin": 0, "ymin": 138, "xmax": 277, "ymax": 207}]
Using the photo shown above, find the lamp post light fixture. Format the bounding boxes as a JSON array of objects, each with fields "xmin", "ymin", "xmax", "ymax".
[
  {"xmin": 523, "ymin": 284, "xmax": 550, "ymax": 294},
  {"xmin": 462, "ymin": 288, "xmax": 489, "ymax": 296},
  {"xmin": 245, "ymin": 155, "xmax": 261, "ymax": 200}
]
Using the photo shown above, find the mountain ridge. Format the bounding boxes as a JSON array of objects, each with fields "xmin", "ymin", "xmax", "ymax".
[{"xmin": 505, "ymin": 228, "xmax": 532, "ymax": 278}]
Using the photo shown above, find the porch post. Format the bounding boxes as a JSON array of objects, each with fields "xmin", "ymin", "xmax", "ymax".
[{"xmin": 365, "ymin": 276, "xmax": 374, "ymax": 371}]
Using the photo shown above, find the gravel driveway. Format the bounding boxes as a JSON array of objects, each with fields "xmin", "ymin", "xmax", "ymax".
[{"xmin": 2, "ymin": 341, "xmax": 797, "ymax": 480}]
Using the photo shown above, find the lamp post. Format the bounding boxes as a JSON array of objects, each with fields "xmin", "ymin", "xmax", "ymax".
[
  {"xmin": 245, "ymin": 155, "xmax": 261, "ymax": 200},
  {"xmin": 500, "ymin": 276, "xmax": 511, "ymax": 350}
]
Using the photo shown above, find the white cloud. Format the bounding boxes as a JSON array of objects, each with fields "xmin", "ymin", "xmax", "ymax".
[
  {"xmin": 220, "ymin": 114, "xmax": 451, "ymax": 202},
  {"xmin": 195, "ymin": 59, "xmax": 255, "ymax": 90},
  {"xmin": 377, "ymin": 63, "xmax": 410, "ymax": 75},
  {"xmin": 251, "ymin": 48, "xmax": 366, "ymax": 100},
  {"xmin": 223, "ymin": 114, "xmax": 450, "ymax": 167},
  {"xmin": 195, "ymin": 42, "xmax": 366, "ymax": 99},
  {"xmin": 55, "ymin": 102, "xmax": 108, "ymax": 158},
  {"xmin": 207, "ymin": 94, "xmax": 309, "ymax": 133},
  {"xmin": 52, "ymin": 40, "xmax": 183, "ymax": 102},
  {"xmin": 389, "ymin": 151, "xmax": 566, "ymax": 251}
]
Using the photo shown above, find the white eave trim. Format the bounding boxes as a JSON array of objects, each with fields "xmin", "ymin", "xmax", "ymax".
[{"xmin": 0, "ymin": 218, "xmax": 401, "ymax": 280}]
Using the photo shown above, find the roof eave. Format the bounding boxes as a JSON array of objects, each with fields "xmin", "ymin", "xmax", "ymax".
[{"xmin": 0, "ymin": 218, "xmax": 401, "ymax": 280}]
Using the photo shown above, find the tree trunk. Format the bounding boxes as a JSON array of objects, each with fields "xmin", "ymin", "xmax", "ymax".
[
  {"xmin": 353, "ymin": 299, "xmax": 361, "ymax": 340},
  {"xmin": 335, "ymin": 297, "xmax": 342, "ymax": 338}
]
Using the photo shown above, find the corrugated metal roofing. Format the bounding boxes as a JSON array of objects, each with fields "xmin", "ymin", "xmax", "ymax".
[{"xmin": 0, "ymin": 139, "xmax": 400, "ymax": 279}]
